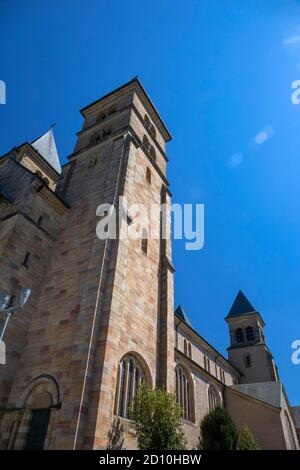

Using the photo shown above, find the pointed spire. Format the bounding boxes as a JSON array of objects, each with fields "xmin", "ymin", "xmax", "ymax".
[
  {"xmin": 31, "ymin": 128, "xmax": 61, "ymax": 174},
  {"xmin": 175, "ymin": 305, "xmax": 192, "ymax": 326},
  {"xmin": 226, "ymin": 290, "xmax": 256, "ymax": 318}
]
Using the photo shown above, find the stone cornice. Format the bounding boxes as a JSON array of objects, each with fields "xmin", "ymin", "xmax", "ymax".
[{"xmin": 36, "ymin": 185, "xmax": 69, "ymax": 216}]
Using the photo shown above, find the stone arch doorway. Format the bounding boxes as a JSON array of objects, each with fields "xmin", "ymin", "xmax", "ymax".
[{"xmin": 13, "ymin": 375, "xmax": 60, "ymax": 450}]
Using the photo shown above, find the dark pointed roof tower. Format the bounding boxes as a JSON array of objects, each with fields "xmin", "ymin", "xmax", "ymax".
[{"xmin": 226, "ymin": 290, "xmax": 256, "ymax": 318}]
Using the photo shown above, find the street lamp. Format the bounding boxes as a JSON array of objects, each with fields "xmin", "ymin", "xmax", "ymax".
[{"xmin": 0, "ymin": 287, "xmax": 31, "ymax": 341}]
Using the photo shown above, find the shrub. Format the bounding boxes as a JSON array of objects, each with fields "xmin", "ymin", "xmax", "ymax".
[
  {"xmin": 238, "ymin": 424, "xmax": 260, "ymax": 450},
  {"xmin": 129, "ymin": 382, "xmax": 186, "ymax": 450},
  {"xmin": 198, "ymin": 407, "xmax": 238, "ymax": 450}
]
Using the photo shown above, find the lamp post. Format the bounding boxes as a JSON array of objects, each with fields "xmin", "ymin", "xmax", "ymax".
[{"xmin": 0, "ymin": 287, "xmax": 31, "ymax": 341}]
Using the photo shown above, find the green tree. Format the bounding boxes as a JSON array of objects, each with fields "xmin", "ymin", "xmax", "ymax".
[
  {"xmin": 238, "ymin": 424, "xmax": 260, "ymax": 450},
  {"xmin": 198, "ymin": 407, "xmax": 238, "ymax": 450},
  {"xmin": 129, "ymin": 382, "xmax": 186, "ymax": 450}
]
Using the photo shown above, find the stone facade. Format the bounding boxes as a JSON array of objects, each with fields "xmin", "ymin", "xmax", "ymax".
[{"xmin": 0, "ymin": 79, "xmax": 298, "ymax": 450}]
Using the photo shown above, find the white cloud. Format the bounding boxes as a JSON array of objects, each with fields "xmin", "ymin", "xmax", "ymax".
[
  {"xmin": 284, "ymin": 35, "xmax": 300, "ymax": 45},
  {"xmin": 253, "ymin": 126, "xmax": 274, "ymax": 145},
  {"xmin": 227, "ymin": 152, "xmax": 244, "ymax": 168}
]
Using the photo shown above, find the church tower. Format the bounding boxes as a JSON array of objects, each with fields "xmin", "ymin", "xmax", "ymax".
[
  {"xmin": 225, "ymin": 290, "xmax": 278, "ymax": 384},
  {"xmin": 0, "ymin": 78, "xmax": 175, "ymax": 450}
]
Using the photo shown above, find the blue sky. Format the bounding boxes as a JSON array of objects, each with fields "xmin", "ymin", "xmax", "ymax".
[{"xmin": 0, "ymin": 0, "xmax": 299, "ymax": 404}]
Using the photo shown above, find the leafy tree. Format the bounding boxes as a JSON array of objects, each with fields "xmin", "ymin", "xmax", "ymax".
[
  {"xmin": 198, "ymin": 407, "xmax": 238, "ymax": 450},
  {"xmin": 129, "ymin": 382, "xmax": 186, "ymax": 450},
  {"xmin": 238, "ymin": 424, "xmax": 260, "ymax": 450}
]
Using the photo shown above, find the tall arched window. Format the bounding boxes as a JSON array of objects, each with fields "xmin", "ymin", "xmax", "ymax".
[
  {"xmin": 236, "ymin": 328, "xmax": 244, "ymax": 343},
  {"xmin": 208, "ymin": 385, "xmax": 219, "ymax": 412},
  {"xmin": 175, "ymin": 365, "xmax": 194, "ymax": 421},
  {"xmin": 246, "ymin": 326, "xmax": 255, "ymax": 342},
  {"xmin": 115, "ymin": 355, "xmax": 145, "ymax": 418}
]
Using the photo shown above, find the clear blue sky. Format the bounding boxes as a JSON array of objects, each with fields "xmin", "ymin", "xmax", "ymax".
[{"xmin": 0, "ymin": 0, "xmax": 299, "ymax": 404}]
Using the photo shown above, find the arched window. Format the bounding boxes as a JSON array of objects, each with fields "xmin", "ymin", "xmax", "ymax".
[
  {"xmin": 246, "ymin": 326, "xmax": 255, "ymax": 342},
  {"xmin": 115, "ymin": 354, "xmax": 145, "ymax": 419},
  {"xmin": 175, "ymin": 365, "xmax": 194, "ymax": 421},
  {"xmin": 146, "ymin": 167, "xmax": 151, "ymax": 184},
  {"xmin": 208, "ymin": 385, "xmax": 219, "ymax": 412},
  {"xmin": 236, "ymin": 328, "xmax": 244, "ymax": 343}
]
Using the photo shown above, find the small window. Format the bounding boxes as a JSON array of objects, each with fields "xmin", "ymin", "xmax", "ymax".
[
  {"xmin": 236, "ymin": 328, "xmax": 244, "ymax": 343},
  {"xmin": 35, "ymin": 170, "xmax": 42, "ymax": 178},
  {"xmin": 43, "ymin": 177, "xmax": 49, "ymax": 187},
  {"xmin": 108, "ymin": 105, "xmax": 117, "ymax": 116},
  {"xmin": 184, "ymin": 339, "xmax": 188, "ymax": 355},
  {"xmin": 246, "ymin": 326, "xmax": 255, "ymax": 342},
  {"xmin": 102, "ymin": 126, "xmax": 112, "ymax": 138},
  {"xmin": 149, "ymin": 146, "xmax": 156, "ymax": 161},
  {"xmin": 90, "ymin": 133, "xmax": 101, "ymax": 145},
  {"xmin": 143, "ymin": 134, "xmax": 150, "ymax": 151},
  {"xmin": 141, "ymin": 229, "xmax": 148, "ymax": 255},
  {"xmin": 244, "ymin": 353, "xmax": 252, "ymax": 368},
  {"xmin": 144, "ymin": 114, "xmax": 156, "ymax": 138},
  {"xmin": 89, "ymin": 156, "xmax": 98, "ymax": 168},
  {"xmin": 204, "ymin": 356, "xmax": 210, "ymax": 373},
  {"xmin": 146, "ymin": 167, "xmax": 151, "ymax": 184},
  {"xmin": 144, "ymin": 114, "xmax": 151, "ymax": 127},
  {"xmin": 188, "ymin": 342, "xmax": 192, "ymax": 359},
  {"xmin": 22, "ymin": 252, "xmax": 31, "ymax": 268}
]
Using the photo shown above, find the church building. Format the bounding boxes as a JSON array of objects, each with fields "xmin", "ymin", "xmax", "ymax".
[{"xmin": 0, "ymin": 78, "xmax": 298, "ymax": 450}]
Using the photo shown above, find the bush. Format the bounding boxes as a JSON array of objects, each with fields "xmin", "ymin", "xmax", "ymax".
[
  {"xmin": 198, "ymin": 407, "xmax": 238, "ymax": 450},
  {"xmin": 129, "ymin": 382, "xmax": 186, "ymax": 450},
  {"xmin": 238, "ymin": 424, "xmax": 260, "ymax": 450}
]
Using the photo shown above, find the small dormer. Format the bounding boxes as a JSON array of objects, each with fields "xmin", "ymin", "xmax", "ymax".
[{"xmin": 17, "ymin": 129, "xmax": 61, "ymax": 191}]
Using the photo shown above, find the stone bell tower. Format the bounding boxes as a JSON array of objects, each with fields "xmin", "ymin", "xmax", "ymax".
[
  {"xmin": 0, "ymin": 78, "xmax": 175, "ymax": 450},
  {"xmin": 225, "ymin": 290, "xmax": 279, "ymax": 384}
]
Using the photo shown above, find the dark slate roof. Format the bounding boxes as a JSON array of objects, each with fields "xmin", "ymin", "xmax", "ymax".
[
  {"xmin": 226, "ymin": 290, "xmax": 256, "ymax": 318},
  {"xmin": 174, "ymin": 304, "xmax": 192, "ymax": 327}
]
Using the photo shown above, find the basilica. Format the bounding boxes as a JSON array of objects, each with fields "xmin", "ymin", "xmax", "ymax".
[{"xmin": 0, "ymin": 78, "xmax": 299, "ymax": 449}]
